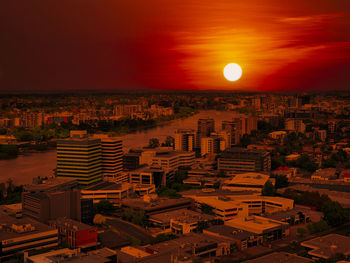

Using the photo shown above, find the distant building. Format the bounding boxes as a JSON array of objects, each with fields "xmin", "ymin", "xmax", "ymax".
[
  {"xmin": 174, "ymin": 129, "xmax": 195, "ymax": 152},
  {"xmin": 197, "ymin": 118, "xmax": 215, "ymax": 148},
  {"xmin": 123, "ymin": 151, "xmax": 142, "ymax": 171},
  {"xmin": 311, "ymin": 168, "xmax": 337, "ymax": 181},
  {"xmin": 285, "ymin": 119, "xmax": 306, "ymax": 133},
  {"xmin": 49, "ymin": 218, "xmax": 98, "ymax": 249},
  {"xmin": 222, "ymin": 120, "xmax": 242, "ymax": 146},
  {"xmin": 218, "ymin": 148, "xmax": 271, "ymax": 173}
]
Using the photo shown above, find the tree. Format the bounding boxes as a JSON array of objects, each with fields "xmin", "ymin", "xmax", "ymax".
[
  {"xmin": 297, "ymin": 227, "xmax": 307, "ymax": 237},
  {"xmin": 94, "ymin": 200, "xmax": 114, "ymax": 215},
  {"xmin": 163, "ymin": 136, "xmax": 175, "ymax": 147},
  {"xmin": 154, "ymin": 233, "xmax": 177, "ymax": 243},
  {"xmin": 262, "ymin": 181, "xmax": 275, "ymax": 196},
  {"xmin": 321, "ymin": 200, "xmax": 349, "ymax": 226},
  {"xmin": 148, "ymin": 138, "xmax": 160, "ymax": 148},
  {"xmin": 273, "ymin": 175, "xmax": 289, "ymax": 189},
  {"xmin": 93, "ymin": 214, "xmax": 106, "ymax": 225},
  {"xmin": 201, "ymin": 204, "xmax": 215, "ymax": 215}
]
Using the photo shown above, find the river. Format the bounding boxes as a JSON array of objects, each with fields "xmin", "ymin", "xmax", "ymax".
[{"xmin": 0, "ymin": 110, "xmax": 239, "ymax": 184}]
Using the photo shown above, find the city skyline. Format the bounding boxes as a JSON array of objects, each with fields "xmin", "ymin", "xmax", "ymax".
[{"xmin": 1, "ymin": 0, "xmax": 350, "ymax": 92}]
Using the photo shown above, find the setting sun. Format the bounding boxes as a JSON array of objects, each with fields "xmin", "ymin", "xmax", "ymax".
[{"xmin": 223, "ymin": 63, "xmax": 242, "ymax": 82}]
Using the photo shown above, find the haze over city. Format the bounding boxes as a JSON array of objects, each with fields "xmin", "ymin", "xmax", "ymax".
[{"xmin": 1, "ymin": 1, "xmax": 350, "ymax": 263}]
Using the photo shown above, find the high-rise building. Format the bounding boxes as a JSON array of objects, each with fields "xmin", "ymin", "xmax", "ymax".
[
  {"xmin": 57, "ymin": 136, "xmax": 102, "ymax": 185},
  {"xmin": 197, "ymin": 118, "xmax": 215, "ymax": 148},
  {"xmin": 93, "ymin": 134, "xmax": 124, "ymax": 183},
  {"xmin": 174, "ymin": 129, "xmax": 196, "ymax": 152},
  {"xmin": 222, "ymin": 120, "xmax": 242, "ymax": 146},
  {"xmin": 285, "ymin": 119, "xmax": 306, "ymax": 133},
  {"xmin": 240, "ymin": 116, "xmax": 258, "ymax": 135},
  {"xmin": 201, "ymin": 137, "xmax": 217, "ymax": 156}
]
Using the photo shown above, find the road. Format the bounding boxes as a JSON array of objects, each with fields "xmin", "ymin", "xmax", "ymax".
[{"xmin": 106, "ymin": 218, "xmax": 154, "ymax": 244}]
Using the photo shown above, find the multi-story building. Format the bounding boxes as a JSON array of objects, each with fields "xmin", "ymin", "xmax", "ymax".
[
  {"xmin": 93, "ymin": 134, "xmax": 124, "ymax": 182},
  {"xmin": 56, "ymin": 135, "xmax": 102, "ymax": 185},
  {"xmin": 49, "ymin": 218, "xmax": 98, "ymax": 249},
  {"xmin": 222, "ymin": 172, "xmax": 272, "ymax": 193},
  {"xmin": 0, "ymin": 211, "xmax": 58, "ymax": 261},
  {"xmin": 174, "ymin": 129, "xmax": 195, "ymax": 152},
  {"xmin": 218, "ymin": 148, "xmax": 271, "ymax": 172},
  {"xmin": 285, "ymin": 119, "xmax": 306, "ymax": 133},
  {"xmin": 201, "ymin": 137, "xmax": 215, "ymax": 156},
  {"xmin": 222, "ymin": 120, "xmax": 242, "ymax": 146},
  {"xmin": 197, "ymin": 118, "xmax": 215, "ymax": 148}
]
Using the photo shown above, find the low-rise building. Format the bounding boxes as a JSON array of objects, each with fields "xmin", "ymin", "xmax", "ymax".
[
  {"xmin": 301, "ymin": 234, "xmax": 350, "ymax": 260},
  {"xmin": 311, "ymin": 168, "xmax": 337, "ymax": 181},
  {"xmin": 121, "ymin": 196, "xmax": 193, "ymax": 215},
  {"xmin": 244, "ymin": 252, "xmax": 313, "ymax": 263},
  {"xmin": 81, "ymin": 181, "xmax": 134, "ymax": 206},
  {"xmin": 226, "ymin": 215, "xmax": 290, "ymax": 242},
  {"xmin": 222, "ymin": 172, "xmax": 272, "ymax": 193},
  {"xmin": 0, "ymin": 211, "xmax": 58, "ymax": 261},
  {"xmin": 149, "ymin": 209, "xmax": 215, "ymax": 234},
  {"xmin": 49, "ymin": 218, "xmax": 98, "ymax": 249},
  {"xmin": 25, "ymin": 247, "xmax": 117, "ymax": 263},
  {"xmin": 203, "ymin": 225, "xmax": 260, "ymax": 250}
]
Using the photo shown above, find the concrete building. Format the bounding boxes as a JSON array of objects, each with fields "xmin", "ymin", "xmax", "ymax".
[
  {"xmin": 0, "ymin": 211, "xmax": 58, "ymax": 261},
  {"xmin": 148, "ymin": 209, "xmax": 215, "ymax": 234},
  {"xmin": 188, "ymin": 195, "xmax": 293, "ymax": 220},
  {"xmin": 121, "ymin": 197, "xmax": 193, "ymax": 215},
  {"xmin": 81, "ymin": 181, "xmax": 134, "ymax": 206},
  {"xmin": 197, "ymin": 118, "xmax": 215, "ymax": 148},
  {"xmin": 25, "ymin": 247, "xmax": 117, "ymax": 263},
  {"xmin": 222, "ymin": 120, "xmax": 242, "ymax": 146},
  {"xmin": 244, "ymin": 252, "xmax": 313, "ymax": 263},
  {"xmin": 226, "ymin": 215, "xmax": 290, "ymax": 242},
  {"xmin": 222, "ymin": 172, "xmax": 272, "ymax": 192},
  {"xmin": 174, "ymin": 129, "xmax": 195, "ymax": 152},
  {"xmin": 269, "ymin": 131, "xmax": 287, "ymax": 140},
  {"xmin": 22, "ymin": 189, "xmax": 83, "ymax": 223},
  {"xmin": 311, "ymin": 168, "xmax": 337, "ymax": 181},
  {"xmin": 218, "ymin": 148, "xmax": 271, "ymax": 172},
  {"xmin": 200, "ymin": 137, "xmax": 215, "ymax": 156},
  {"xmin": 56, "ymin": 137, "xmax": 102, "ymax": 185},
  {"xmin": 204, "ymin": 225, "xmax": 261, "ymax": 251},
  {"xmin": 285, "ymin": 119, "xmax": 306, "ymax": 133},
  {"xmin": 301, "ymin": 234, "xmax": 350, "ymax": 260},
  {"xmin": 93, "ymin": 134, "xmax": 124, "ymax": 182},
  {"xmin": 49, "ymin": 218, "xmax": 98, "ymax": 249}
]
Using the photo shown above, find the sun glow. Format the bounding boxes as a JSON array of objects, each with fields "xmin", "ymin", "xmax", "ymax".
[{"xmin": 223, "ymin": 63, "xmax": 242, "ymax": 81}]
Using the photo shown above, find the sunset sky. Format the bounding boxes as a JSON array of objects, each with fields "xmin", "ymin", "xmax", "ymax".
[{"xmin": 1, "ymin": 0, "xmax": 350, "ymax": 92}]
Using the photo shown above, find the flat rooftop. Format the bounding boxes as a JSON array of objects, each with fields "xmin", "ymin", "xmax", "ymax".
[
  {"xmin": 204, "ymin": 225, "xmax": 254, "ymax": 241},
  {"xmin": 83, "ymin": 181, "xmax": 128, "ymax": 191},
  {"xmin": 50, "ymin": 218, "xmax": 93, "ymax": 231},
  {"xmin": 0, "ymin": 212, "xmax": 56, "ymax": 241},
  {"xmin": 180, "ymin": 188, "xmax": 259, "ymax": 197},
  {"xmin": 24, "ymin": 177, "xmax": 77, "ymax": 192},
  {"xmin": 224, "ymin": 173, "xmax": 270, "ymax": 186},
  {"xmin": 122, "ymin": 197, "xmax": 193, "ymax": 211},
  {"xmin": 149, "ymin": 209, "xmax": 214, "ymax": 224},
  {"xmin": 244, "ymin": 252, "xmax": 313, "ymax": 263},
  {"xmin": 301, "ymin": 234, "xmax": 350, "ymax": 259}
]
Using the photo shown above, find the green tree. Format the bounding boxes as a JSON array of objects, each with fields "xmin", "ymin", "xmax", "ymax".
[
  {"xmin": 297, "ymin": 227, "xmax": 307, "ymax": 237},
  {"xmin": 94, "ymin": 200, "xmax": 114, "ymax": 215},
  {"xmin": 148, "ymin": 138, "xmax": 160, "ymax": 148},
  {"xmin": 321, "ymin": 200, "xmax": 349, "ymax": 226}
]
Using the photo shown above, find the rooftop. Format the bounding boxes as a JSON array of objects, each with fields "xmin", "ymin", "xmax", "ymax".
[
  {"xmin": 244, "ymin": 252, "xmax": 313, "ymax": 263},
  {"xmin": 50, "ymin": 218, "xmax": 93, "ymax": 231},
  {"xmin": 301, "ymin": 234, "xmax": 350, "ymax": 259},
  {"xmin": 149, "ymin": 209, "xmax": 214, "ymax": 224},
  {"xmin": 204, "ymin": 225, "xmax": 254, "ymax": 241},
  {"xmin": 0, "ymin": 211, "xmax": 56, "ymax": 241},
  {"xmin": 224, "ymin": 172, "xmax": 270, "ymax": 186},
  {"xmin": 83, "ymin": 181, "xmax": 131, "ymax": 191},
  {"xmin": 24, "ymin": 177, "xmax": 78, "ymax": 192}
]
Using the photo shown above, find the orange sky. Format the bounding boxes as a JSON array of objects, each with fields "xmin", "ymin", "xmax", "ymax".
[{"xmin": 1, "ymin": 0, "xmax": 350, "ymax": 92}]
